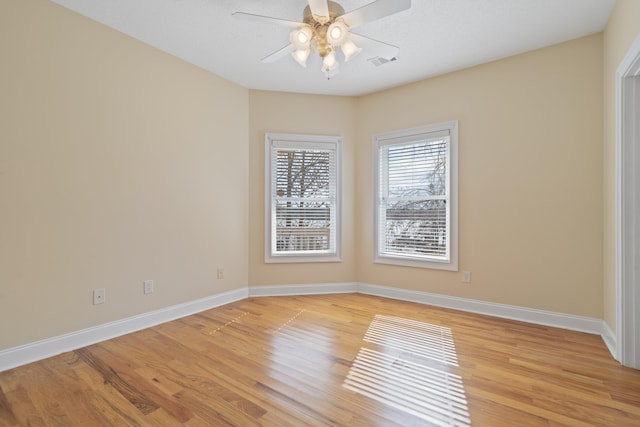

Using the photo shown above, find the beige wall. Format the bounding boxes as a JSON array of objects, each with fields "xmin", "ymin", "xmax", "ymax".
[
  {"xmin": 0, "ymin": 0, "xmax": 249, "ymax": 350},
  {"xmin": 1, "ymin": 0, "xmax": 613, "ymax": 352},
  {"xmin": 355, "ymin": 35, "xmax": 604, "ymax": 317},
  {"xmin": 248, "ymin": 91, "xmax": 357, "ymax": 286},
  {"xmin": 248, "ymin": 36, "xmax": 604, "ymax": 319},
  {"xmin": 603, "ymin": 0, "xmax": 640, "ymax": 332}
]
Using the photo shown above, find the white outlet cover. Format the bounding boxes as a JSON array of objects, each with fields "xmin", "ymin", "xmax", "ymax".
[
  {"xmin": 462, "ymin": 271, "xmax": 472, "ymax": 283},
  {"xmin": 144, "ymin": 280, "xmax": 154, "ymax": 294},
  {"xmin": 93, "ymin": 288, "xmax": 105, "ymax": 305}
]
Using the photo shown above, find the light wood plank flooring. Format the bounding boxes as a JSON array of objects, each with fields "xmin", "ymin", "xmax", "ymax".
[{"xmin": 1, "ymin": 294, "xmax": 639, "ymax": 426}]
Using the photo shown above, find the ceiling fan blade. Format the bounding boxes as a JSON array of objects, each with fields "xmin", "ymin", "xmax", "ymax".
[
  {"xmin": 232, "ymin": 12, "xmax": 301, "ymax": 29},
  {"xmin": 341, "ymin": 0, "xmax": 411, "ymax": 29},
  {"xmin": 349, "ymin": 33, "xmax": 399, "ymax": 60},
  {"xmin": 307, "ymin": 0, "xmax": 330, "ymax": 21},
  {"xmin": 261, "ymin": 44, "xmax": 296, "ymax": 63}
]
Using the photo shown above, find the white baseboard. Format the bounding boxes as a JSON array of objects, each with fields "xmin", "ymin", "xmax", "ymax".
[
  {"xmin": 357, "ymin": 283, "xmax": 604, "ymax": 335},
  {"xmin": 1, "ymin": 282, "xmax": 611, "ymax": 372},
  {"xmin": 248, "ymin": 282, "xmax": 358, "ymax": 297},
  {"xmin": 601, "ymin": 321, "xmax": 618, "ymax": 361},
  {"xmin": 0, "ymin": 288, "xmax": 248, "ymax": 372},
  {"xmin": 248, "ymin": 282, "xmax": 605, "ymax": 335}
]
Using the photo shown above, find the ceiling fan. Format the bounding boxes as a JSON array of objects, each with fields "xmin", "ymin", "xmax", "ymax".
[{"xmin": 233, "ymin": 0, "xmax": 411, "ymax": 78}]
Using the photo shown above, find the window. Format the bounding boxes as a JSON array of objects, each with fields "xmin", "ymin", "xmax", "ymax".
[
  {"xmin": 265, "ymin": 133, "xmax": 341, "ymax": 263},
  {"xmin": 374, "ymin": 121, "xmax": 458, "ymax": 270}
]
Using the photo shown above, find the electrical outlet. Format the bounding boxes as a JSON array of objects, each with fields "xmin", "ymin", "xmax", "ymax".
[
  {"xmin": 217, "ymin": 268, "xmax": 224, "ymax": 280},
  {"xmin": 93, "ymin": 288, "xmax": 106, "ymax": 305},
  {"xmin": 144, "ymin": 279, "xmax": 154, "ymax": 295},
  {"xmin": 462, "ymin": 271, "xmax": 471, "ymax": 283}
]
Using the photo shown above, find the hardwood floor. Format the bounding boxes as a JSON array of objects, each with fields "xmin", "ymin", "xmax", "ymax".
[{"xmin": 1, "ymin": 293, "xmax": 639, "ymax": 426}]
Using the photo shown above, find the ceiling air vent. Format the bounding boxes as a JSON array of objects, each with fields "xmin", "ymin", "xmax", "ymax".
[{"xmin": 368, "ymin": 56, "xmax": 399, "ymax": 67}]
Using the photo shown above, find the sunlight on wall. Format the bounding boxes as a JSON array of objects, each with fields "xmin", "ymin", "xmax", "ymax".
[{"xmin": 344, "ymin": 315, "xmax": 470, "ymax": 426}]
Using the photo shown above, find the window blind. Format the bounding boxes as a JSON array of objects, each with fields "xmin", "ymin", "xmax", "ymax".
[
  {"xmin": 270, "ymin": 141, "xmax": 338, "ymax": 257},
  {"xmin": 378, "ymin": 134, "xmax": 450, "ymax": 261}
]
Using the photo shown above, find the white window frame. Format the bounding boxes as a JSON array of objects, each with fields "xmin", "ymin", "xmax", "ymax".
[
  {"xmin": 265, "ymin": 133, "xmax": 341, "ymax": 263},
  {"xmin": 373, "ymin": 121, "xmax": 458, "ymax": 271}
]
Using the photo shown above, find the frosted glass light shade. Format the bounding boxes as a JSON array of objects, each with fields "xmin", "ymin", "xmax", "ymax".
[
  {"xmin": 341, "ymin": 38, "xmax": 362, "ymax": 62},
  {"xmin": 327, "ymin": 21, "xmax": 348, "ymax": 46},
  {"xmin": 322, "ymin": 51, "xmax": 338, "ymax": 72},
  {"xmin": 290, "ymin": 26, "xmax": 313, "ymax": 49},
  {"xmin": 292, "ymin": 49, "xmax": 310, "ymax": 67}
]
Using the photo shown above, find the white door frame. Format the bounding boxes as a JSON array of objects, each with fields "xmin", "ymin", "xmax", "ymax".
[{"xmin": 616, "ymin": 34, "xmax": 640, "ymax": 369}]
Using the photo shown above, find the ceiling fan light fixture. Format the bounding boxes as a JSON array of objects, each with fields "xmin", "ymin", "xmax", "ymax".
[
  {"xmin": 292, "ymin": 48, "xmax": 310, "ymax": 67},
  {"xmin": 236, "ymin": 0, "xmax": 411, "ymax": 78},
  {"xmin": 327, "ymin": 21, "xmax": 349, "ymax": 46},
  {"xmin": 341, "ymin": 38, "xmax": 362, "ymax": 62},
  {"xmin": 290, "ymin": 26, "xmax": 313, "ymax": 49}
]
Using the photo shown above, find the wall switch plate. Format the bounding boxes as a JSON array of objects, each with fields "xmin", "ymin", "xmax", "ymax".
[
  {"xmin": 217, "ymin": 268, "xmax": 224, "ymax": 280},
  {"xmin": 462, "ymin": 271, "xmax": 471, "ymax": 283},
  {"xmin": 93, "ymin": 288, "xmax": 106, "ymax": 305},
  {"xmin": 144, "ymin": 280, "xmax": 154, "ymax": 295}
]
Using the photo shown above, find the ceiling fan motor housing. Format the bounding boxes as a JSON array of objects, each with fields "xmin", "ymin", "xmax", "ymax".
[
  {"xmin": 302, "ymin": 1, "xmax": 346, "ymax": 58},
  {"xmin": 302, "ymin": 1, "xmax": 345, "ymax": 25}
]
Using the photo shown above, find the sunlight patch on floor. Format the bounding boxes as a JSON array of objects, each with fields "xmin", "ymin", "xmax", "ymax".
[
  {"xmin": 344, "ymin": 315, "xmax": 470, "ymax": 426},
  {"xmin": 364, "ymin": 315, "xmax": 459, "ymax": 366}
]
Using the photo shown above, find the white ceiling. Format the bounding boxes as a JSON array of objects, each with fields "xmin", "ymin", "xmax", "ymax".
[{"xmin": 51, "ymin": 0, "xmax": 616, "ymax": 97}]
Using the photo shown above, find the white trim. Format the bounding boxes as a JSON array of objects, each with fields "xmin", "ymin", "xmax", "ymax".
[
  {"xmin": 249, "ymin": 282, "xmax": 604, "ymax": 334},
  {"xmin": 356, "ymin": 283, "xmax": 602, "ymax": 334},
  {"xmin": 0, "ymin": 288, "xmax": 248, "ymax": 372},
  {"xmin": 602, "ymin": 321, "xmax": 617, "ymax": 360},
  {"xmin": 373, "ymin": 121, "xmax": 458, "ymax": 271},
  {"xmin": 1, "ymin": 283, "xmax": 612, "ymax": 372},
  {"xmin": 616, "ymin": 33, "xmax": 640, "ymax": 369},
  {"xmin": 248, "ymin": 283, "xmax": 359, "ymax": 297},
  {"xmin": 264, "ymin": 132, "xmax": 342, "ymax": 264}
]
